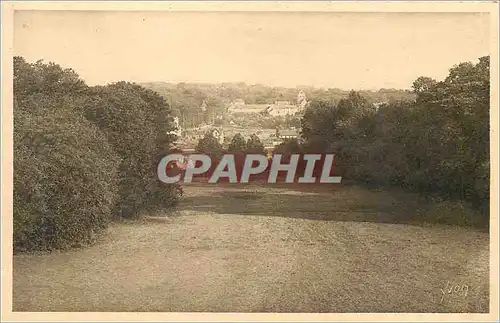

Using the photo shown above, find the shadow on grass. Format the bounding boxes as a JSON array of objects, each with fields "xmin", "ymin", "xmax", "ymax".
[
  {"xmin": 164, "ymin": 183, "xmax": 421, "ymax": 226},
  {"xmin": 163, "ymin": 181, "xmax": 489, "ymax": 232}
]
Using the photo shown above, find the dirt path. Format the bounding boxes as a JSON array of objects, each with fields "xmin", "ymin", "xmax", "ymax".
[{"xmin": 13, "ymin": 184, "xmax": 489, "ymax": 312}]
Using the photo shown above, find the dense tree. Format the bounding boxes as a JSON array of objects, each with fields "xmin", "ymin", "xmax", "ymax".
[
  {"xmin": 299, "ymin": 56, "xmax": 490, "ymax": 226},
  {"xmin": 13, "ymin": 57, "xmax": 182, "ymax": 251},
  {"xmin": 13, "ymin": 58, "xmax": 120, "ymax": 251},
  {"xmin": 412, "ymin": 76, "xmax": 437, "ymax": 94},
  {"xmin": 14, "ymin": 56, "xmax": 87, "ymax": 97},
  {"xmin": 228, "ymin": 133, "xmax": 247, "ymax": 152},
  {"xmin": 274, "ymin": 139, "xmax": 302, "ymax": 154},
  {"xmin": 246, "ymin": 134, "xmax": 265, "ymax": 154},
  {"xmin": 82, "ymin": 82, "xmax": 181, "ymax": 218},
  {"xmin": 195, "ymin": 132, "xmax": 224, "ymax": 158},
  {"xmin": 14, "ymin": 103, "xmax": 121, "ymax": 251}
]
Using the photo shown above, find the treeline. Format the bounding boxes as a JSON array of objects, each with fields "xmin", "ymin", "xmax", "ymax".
[
  {"xmin": 297, "ymin": 56, "xmax": 490, "ymax": 227},
  {"xmin": 195, "ymin": 132, "xmax": 266, "ymax": 158},
  {"xmin": 13, "ymin": 57, "xmax": 181, "ymax": 252},
  {"xmin": 140, "ymin": 82, "xmax": 416, "ymax": 125},
  {"xmin": 182, "ymin": 132, "xmax": 336, "ymax": 183}
]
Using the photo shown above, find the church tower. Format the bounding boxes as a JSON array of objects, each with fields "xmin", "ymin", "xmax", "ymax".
[{"xmin": 297, "ymin": 90, "xmax": 307, "ymax": 109}]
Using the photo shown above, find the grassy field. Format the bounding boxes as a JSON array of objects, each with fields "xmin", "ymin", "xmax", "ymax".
[{"xmin": 13, "ymin": 183, "xmax": 489, "ymax": 312}]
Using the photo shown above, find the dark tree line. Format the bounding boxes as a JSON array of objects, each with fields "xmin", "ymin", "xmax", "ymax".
[
  {"xmin": 196, "ymin": 132, "xmax": 266, "ymax": 157},
  {"xmin": 300, "ymin": 56, "xmax": 490, "ymax": 226}
]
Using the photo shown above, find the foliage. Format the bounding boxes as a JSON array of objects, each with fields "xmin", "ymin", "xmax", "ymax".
[
  {"xmin": 13, "ymin": 57, "xmax": 181, "ymax": 251},
  {"xmin": 13, "ymin": 91, "xmax": 121, "ymax": 252},
  {"xmin": 140, "ymin": 82, "xmax": 416, "ymax": 128},
  {"xmin": 14, "ymin": 56, "xmax": 88, "ymax": 97},
  {"xmin": 246, "ymin": 134, "xmax": 266, "ymax": 154},
  {"xmin": 274, "ymin": 139, "xmax": 302, "ymax": 154},
  {"xmin": 195, "ymin": 132, "xmax": 224, "ymax": 158},
  {"xmin": 301, "ymin": 56, "xmax": 490, "ymax": 227},
  {"xmin": 82, "ymin": 82, "xmax": 181, "ymax": 218},
  {"xmin": 412, "ymin": 76, "xmax": 437, "ymax": 94},
  {"xmin": 228, "ymin": 133, "xmax": 247, "ymax": 152}
]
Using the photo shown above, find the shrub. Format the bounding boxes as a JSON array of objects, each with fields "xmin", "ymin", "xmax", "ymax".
[
  {"xmin": 246, "ymin": 134, "xmax": 265, "ymax": 154},
  {"xmin": 13, "ymin": 57, "xmax": 182, "ymax": 252},
  {"xmin": 13, "ymin": 101, "xmax": 121, "ymax": 252},
  {"xmin": 195, "ymin": 132, "xmax": 224, "ymax": 158},
  {"xmin": 274, "ymin": 139, "xmax": 302, "ymax": 154},
  {"xmin": 228, "ymin": 133, "xmax": 246, "ymax": 153},
  {"xmin": 82, "ymin": 82, "xmax": 181, "ymax": 218}
]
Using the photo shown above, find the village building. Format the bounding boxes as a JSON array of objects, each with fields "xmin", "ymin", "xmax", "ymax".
[
  {"xmin": 268, "ymin": 101, "xmax": 301, "ymax": 117},
  {"xmin": 234, "ymin": 99, "xmax": 245, "ymax": 106},
  {"xmin": 211, "ymin": 127, "xmax": 225, "ymax": 145},
  {"xmin": 200, "ymin": 100, "xmax": 208, "ymax": 112},
  {"xmin": 233, "ymin": 104, "xmax": 269, "ymax": 114},
  {"xmin": 277, "ymin": 129, "xmax": 300, "ymax": 141},
  {"xmin": 168, "ymin": 116, "xmax": 183, "ymax": 137},
  {"xmin": 179, "ymin": 147, "xmax": 196, "ymax": 155},
  {"xmin": 297, "ymin": 90, "xmax": 308, "ymax": 109},
  {"xmin": 228, "ymin": 91, "xmax": 306, "ymax": 116},
  {"xmin": 228, "ymin": 99, "xmax": 246, "ymax": 112}
]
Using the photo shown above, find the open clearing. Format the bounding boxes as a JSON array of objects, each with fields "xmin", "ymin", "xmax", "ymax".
[{"xmin": 13, "ymin": 183, "xmax": 489, "ymax": 312}]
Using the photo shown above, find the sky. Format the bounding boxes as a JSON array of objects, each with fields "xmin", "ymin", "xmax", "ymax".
[{"xmin": 14, "ymin": 11, "xmax": 490, "ymax": 90}]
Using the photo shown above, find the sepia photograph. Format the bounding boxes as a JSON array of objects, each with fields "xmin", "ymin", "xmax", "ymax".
[{"xmin": 1, "ymin": 1, "xmax": 499, "ymax": 321}]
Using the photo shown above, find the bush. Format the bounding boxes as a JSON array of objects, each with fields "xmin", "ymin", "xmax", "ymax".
[
  {"xmin": 246, "ymin": 134, "xmax": 265, "ymax": 154},
  {"xmin": 13, "ymin": 57, "xmax": 182, "ymax": 252},
  {"xmin": 195, "ymin": 132, "xmax": 224, "ymax": 158},
  {"xmin": 13, "ymin": 101, "xmax": 121, "ymax": 252},
  {"xmin": 82, "ymin": 82, "xmax": 181, "ymax": 218},
  {"xmin": 228, "ymin": 133, "xmax": 246, "ymax": 153},
  {"xmin": 274, "ymin": 139, "xmax": 302, "ymax": 154}
]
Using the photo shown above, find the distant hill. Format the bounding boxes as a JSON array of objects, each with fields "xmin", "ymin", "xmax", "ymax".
[
  {"xmin": 139, "ymin": 82, "xmax": 416, "ymax": 128},
  {"xmin": 140, "ymin": 81, "xmax": 416, "ymax": 105}
]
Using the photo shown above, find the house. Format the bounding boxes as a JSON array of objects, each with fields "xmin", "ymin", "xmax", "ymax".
[
  {"xmin": 278, "ymin": 129, "xmax": 299, "ymax": 141},
  {"xmin": 232, "ymin": 104, "xmax": 269, "ymax": 114},
  {"xmin": 266, "ymin": 95, "xmax": 308, "ymax": 116},
  {"xmin": 234, "ymin": 99, "xmax": 245, "ymax": 106},
  {"xmin": 211, "ymin": 127, "xmax": 225, "ymax": 145},
  {"xmin": 268, "ymin": 103, "xmax": 300, "ymax": 117},
  {"xmin": 168, "ymin": 116, "xmax": 182, "ymax": 137},
  {"xmin": 228, "ymin": 99, "xmax": 249, "ymax": 113},
  {"xmin": 229, "ymin": 99, "xmax": 246, "ymax": 110}
]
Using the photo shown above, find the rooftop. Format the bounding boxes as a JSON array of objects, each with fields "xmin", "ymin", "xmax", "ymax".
[{"xmin": 279, "ymin": 129, "xmax": 299, "ymax": 137}]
